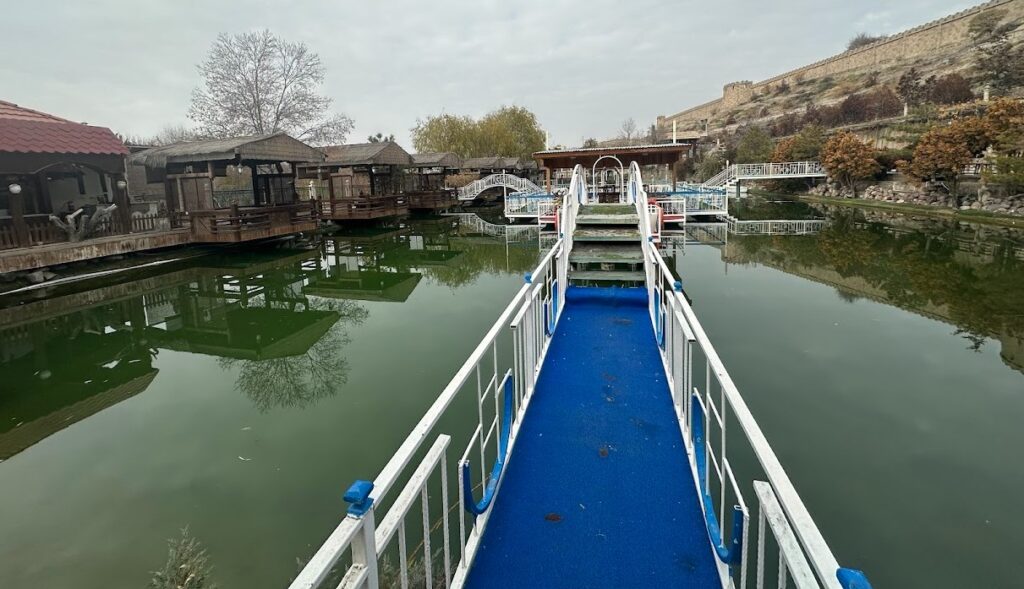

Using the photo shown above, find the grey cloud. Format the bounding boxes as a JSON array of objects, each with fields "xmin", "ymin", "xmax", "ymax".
[{"xmin": 1, "ymin": 0, "xmax": 970, "ymax": 147}]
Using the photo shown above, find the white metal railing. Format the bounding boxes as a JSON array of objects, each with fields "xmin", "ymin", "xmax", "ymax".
[
  {"xmin": 657, "ymin": 194, "xmax": 727, "ymax": 217},
  {"xmin": 503, "ymin": 194, "xmax": 556, "ymax": 219},
  {"xmin": 702, "ymin": 162, "xmax": 826, "ymax": 189},
  {"xmin": 444, "ymin": 213, "xmax": 539, "ymax": 242},
  {"xmin": 457, "ymin": 173, "xmax": 544, "ymax": 201},
  {"xmin": 635, "ymin": 164, "xmax": 868, "ymax": 589},
  {"xmin": 291, "ymin": 167, "xmax": 586, "ymax": 589},
  {"xmin": 725, "ymin": 216, "xmax": 827, "ymax": 235},
  {"xmin": 702, "ymin": 166, "xmax": 735, "ymax": 188}
]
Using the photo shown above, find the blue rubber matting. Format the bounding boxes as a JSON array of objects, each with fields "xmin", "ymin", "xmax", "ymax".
[{"xmin": 465, "ymin": 287, "xmax": 720, "ymax": 588}]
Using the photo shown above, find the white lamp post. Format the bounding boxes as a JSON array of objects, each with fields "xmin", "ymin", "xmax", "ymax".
[{"xmin": 8, "ymin": 183, "xmax": 22, "ymax": 195}]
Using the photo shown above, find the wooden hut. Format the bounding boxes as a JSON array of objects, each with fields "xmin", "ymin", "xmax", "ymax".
[
  {"xmin": 460, "ymin": 156, "xmax": 523, "ymax": 178},
  {"xmin": 298, "ymin": 141, "xmax": 412, "ymax": 221},
  {"xmin": 0, "ymin": 100, "xmax": 193, "ymax": 274},
  {"xmin": 407, "ymin": 152, "xmax": 461, "ymax": 210},
  {"xmin": 130, "ymin": 133, "xmax": 323, "ymax": 243}
]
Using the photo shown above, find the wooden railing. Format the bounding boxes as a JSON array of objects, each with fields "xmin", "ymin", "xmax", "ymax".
[
  {"xmin": 321, "ymin": 195, "xmax": 408, "ymax": 220},
  {"xmin": 187, "ymin": 202, "xmax": 318, "ymax": 242},
  {"xmin": 131, "ymin": 213, "xmax": 172, "ymax": 233},
  {"xmin": 406, "ymin": 190, "xmax": 458, "ymax": 210}
]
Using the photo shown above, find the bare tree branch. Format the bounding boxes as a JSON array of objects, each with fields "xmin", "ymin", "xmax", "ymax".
[{"xmin": 189, "ymin": 30, "xmax": 352, "ymax": 145}]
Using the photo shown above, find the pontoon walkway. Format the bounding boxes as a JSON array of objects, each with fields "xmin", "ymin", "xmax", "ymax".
[{"xmin": 466, "ymin": 287, "xmax": 719, "ymax": 587}]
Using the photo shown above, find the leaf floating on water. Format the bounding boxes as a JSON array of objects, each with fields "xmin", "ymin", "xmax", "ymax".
[
  {"xmin": 544, "ymin": 512, "xmax": 562, "ymax": 522},
  {"xmin": 238, "ymin": 456, "xmax": 252, "ymax": 461}
]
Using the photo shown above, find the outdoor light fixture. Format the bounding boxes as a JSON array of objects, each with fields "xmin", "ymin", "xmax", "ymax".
[
  {"xmin": 8, "ymin": 183, "xmax": 22, "ymax": 195},
  {"xmin": 116, "ymin": 179, "xmax": 127, "ymax": 189}
]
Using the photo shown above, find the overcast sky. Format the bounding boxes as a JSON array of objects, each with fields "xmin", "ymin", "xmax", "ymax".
[{"xmin": 1, "ymin": 0, "xmax": 974, "ymax": 148}]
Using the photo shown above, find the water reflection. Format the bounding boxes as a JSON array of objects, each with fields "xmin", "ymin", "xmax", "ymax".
[
  {"xmin": 721, "ymin": 209, "xmax": 1024, "ymax": 373},
  {"xmin": 0, "ymin": 217, "xmax": 543, "ymax": 459}
]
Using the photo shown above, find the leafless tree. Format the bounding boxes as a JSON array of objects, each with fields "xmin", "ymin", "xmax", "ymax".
[
  {"xmin": 121, "ymin": 124, "xmax": 203, "ymax": 147},
  {"xmin": 619, "ymin": 118, "xmax": 638, "ymax": 145},
  {"xmin": 189, "ymin": 30, "xmax": 353, "ymax": 145}
]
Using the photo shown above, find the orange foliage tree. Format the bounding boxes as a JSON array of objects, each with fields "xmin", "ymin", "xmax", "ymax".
[
  {"xmin": 904, "ymin": 127, "xmax": 973, "ymax": 204},
  {"xmin": 821, "ymin": 131, "xmax": 878, "ymax": 196}
]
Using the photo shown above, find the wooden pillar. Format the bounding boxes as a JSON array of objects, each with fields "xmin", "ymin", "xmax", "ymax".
[
  {"xmin": 544, "ymin": 167, "xmax": 551, "ymax": 194},
  {"xmin": 8, "ymin": 188, "xmax": 29, "ymax": 247},
  {"xmin": 165, "ymin": 177, "xmax": 180, "ymax": 228},
  {"xmin": 36, "ymin": 172, "xmax": 53, "ymax": 214},
  {"xmin": 250, "ymin": 162, "xmax": 260, "ymax": 206},
  {"xmin": 112, "ymin": 174, "xmax": 131, "ymax": 234}
]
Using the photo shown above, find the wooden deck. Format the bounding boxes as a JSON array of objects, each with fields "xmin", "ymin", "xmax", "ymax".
[
  {"xmin": 406, "ymin": 190, "xmax": 458, "ymax": 211},
  {"xmin": 321, "ymin": 195, "xmax": 409, "ymax": 221},
  {"xmin": 0, "ymin": 229, "xmax": 191, "ymax": 274},
  {"xmin": 186, "ymin": 202, "xmax": 318, "ymax": 243}
]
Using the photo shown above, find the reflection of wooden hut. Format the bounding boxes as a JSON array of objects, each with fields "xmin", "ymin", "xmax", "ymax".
[
  {"xmin": 299, "ymin": 142, "xmax": 412, "ymax": 221},
  {"xmin": 303, "ymin": 235, "xmax": 422, "ymax": 302},
  {"xmin": 130, "ymin": 133, "xmax": 323, "ymax": 243},
  {"xmin": 407, "ymin": 153, "xmax": 461, "ymax": 210},
  {"xmin": 0, "ymin": 301, "xmax": 157, "ymax": 459}
]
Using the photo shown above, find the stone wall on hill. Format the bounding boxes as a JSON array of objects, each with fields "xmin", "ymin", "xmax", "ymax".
[{"xmin": 658, "ymin": 0, "xmax": 1023, "ymax": 132}]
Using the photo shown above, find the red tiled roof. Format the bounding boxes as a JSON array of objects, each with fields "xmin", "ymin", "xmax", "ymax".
[{"xmin": 0, "ymin": 100, "xmax": 128, "ymax": 156}]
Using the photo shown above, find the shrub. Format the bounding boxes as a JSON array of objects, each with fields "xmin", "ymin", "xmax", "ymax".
[
  {"xmin": 874, "ymin": 148, "xmax": 913, "ymax": 178},
  {"xmin": 847, "ymin": 33, "xmax": 887, "ymax": 51},
  {"xmin": 927, "ymin": 73, "xmax": 975, "ymax": 105}
]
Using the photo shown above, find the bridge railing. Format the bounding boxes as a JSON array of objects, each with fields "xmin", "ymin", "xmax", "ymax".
[
  {"xmin": 457, "ymin": 173, "xmax": 544, "ymax": 201},
  {"xmin": 635, "ymin": 164, "xmax": 868, "ymax": 589},
  {"xmin": 725, "ymin": 216, "xmax": 827, "ymax": 235},
  {"xmin": 504, "ymin": 194, "xmax": 555, "ymax": 219},
  {"xmin": 734, "ymin": 161, "xmax": 825, "ymax": 179},
  {"xmin": 290, "ymin": 168, "xmax": 586, "ymax": 589}
]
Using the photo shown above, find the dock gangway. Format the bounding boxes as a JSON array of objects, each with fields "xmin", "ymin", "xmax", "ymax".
[{"xmin": 291, "ymin": 164, "xmax": 871, "ymax": 589}]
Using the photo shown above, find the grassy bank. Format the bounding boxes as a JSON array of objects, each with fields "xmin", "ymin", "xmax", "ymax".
[{"xmin": 785, "ymin": 192, "xmax": 1024, "ymax": 229}]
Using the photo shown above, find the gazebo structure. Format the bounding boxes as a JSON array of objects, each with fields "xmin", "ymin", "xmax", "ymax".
[
  {"xmin": 0, "ymin": 100, "xmax": 193, "ymax": 274},
  {"xmin": 406, "ymin": 152, "xmax": 461, "ymax": 211},
  {"xmin": 130, "ymin": 133, "xmax": 323, "ymax": 243},
  {"xmin": 532, "ymin": 144, "xmax": 692, "ymax": 200},
  {"xmin": 298, "ymin": 142, "xmax": 412, "ymax": 222}
]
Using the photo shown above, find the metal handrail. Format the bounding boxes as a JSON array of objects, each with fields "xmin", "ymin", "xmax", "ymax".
[
  {"xmin": 633, "ymin": 162, "xmax": 866, "ymax": 588},
  {"xmin": 457, "ymin": 173, "xmax": 544, "ymax": 201}
]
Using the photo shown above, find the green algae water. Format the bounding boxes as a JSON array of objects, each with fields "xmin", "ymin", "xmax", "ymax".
[
  {"xmin": 1, "ymin": 205, "xmax": 1023, "ymax": 588},
  {"xmin": 0, "ymin": 217, "xmax": 546, "ymax": 588}
]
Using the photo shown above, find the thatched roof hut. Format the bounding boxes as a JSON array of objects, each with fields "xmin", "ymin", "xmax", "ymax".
[
  {"xmin": 129, "ymin": 133, "xmax": 323, "ymax": 169},
  {"xmin": 320, "ymin": 142, "xmax": 412, "ymax": 167},
  {"xmin": 461, "ymin": 156, "xmax": 521, "ymax": 171},
  {"xmin": 411, "ymin": 152, "xmax": 462, "ymax": 168}
]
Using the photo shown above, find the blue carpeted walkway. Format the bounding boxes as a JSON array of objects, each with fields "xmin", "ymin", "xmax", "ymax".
[{"xmin": 465, "ymin": 287, "xmax": 720, "ymax": 588}]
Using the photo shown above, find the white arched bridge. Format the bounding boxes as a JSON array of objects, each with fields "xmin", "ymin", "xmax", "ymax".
[{"xmin": 457, "ymin": 173, "xmax": 545, "ymax": 201}]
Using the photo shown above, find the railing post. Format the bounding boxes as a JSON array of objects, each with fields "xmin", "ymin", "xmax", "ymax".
[{"xmin": 344, "ymin": 480, "xmax": 380, "ymax": 589}]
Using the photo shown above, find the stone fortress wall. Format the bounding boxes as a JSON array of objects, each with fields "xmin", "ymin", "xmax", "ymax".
[{"xmin": 657, "ymin": 0, "xmax": 1024, "ymax": 131}]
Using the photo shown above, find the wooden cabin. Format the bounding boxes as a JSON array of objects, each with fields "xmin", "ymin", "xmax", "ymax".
[
  {"xmin": 130, "ymin": 133, "xmax": 323, "ymax": 243},
  {"xmin": 298, "ymin": 142, "xmax": 412, "ymax": 221},
  {"xmin": 407, "ymin": 152, "xmax": 461, "ymax": 211},
  {"xmin": 0, "ymin": 100, "xmax": 191, "ymax": 274},
  {"xmin": 460, "ymin": 156, "xmax": 525, "ymax": 178}
]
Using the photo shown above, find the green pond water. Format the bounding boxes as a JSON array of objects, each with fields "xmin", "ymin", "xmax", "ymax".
[{"xmin": 0, "ymin": 205, "xmax": 1022, "ymax": 588}]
